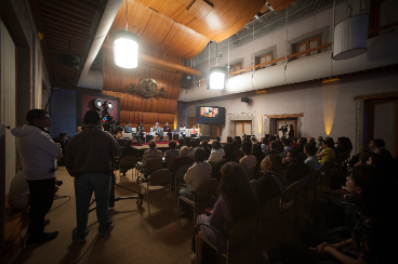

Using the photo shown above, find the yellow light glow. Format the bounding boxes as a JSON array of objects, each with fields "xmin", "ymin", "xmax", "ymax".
[
  {"xmin": 322, "ymin": 78, "xmax": 340, "ymax": 84},
  {"xmin": 258, "ymin": 115, "xmax": 262, "ymax": 134},
  {"xmin": 173, "ymin": 111, "xmax": 177, "ymax": 130},
  {"xmin": 198, "ymin": 123, "xmax": 200, "ymax": 135},
  {"xmin": 255, "ymin": 90, "xmax": 266, "ymax": 94},
  {"xmin": 322, "ymin": 81, "xmax": 340, "ymax": 135}
]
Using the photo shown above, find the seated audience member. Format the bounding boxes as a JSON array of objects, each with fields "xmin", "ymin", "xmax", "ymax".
[
  {"xmin": 317, "ymin": 139, "xmax": 336, "ymax": 167},
  {"xmin": 308, "ymin": 137, "xmax": 315, "ymax": 144},
  {"xmin": 304, "ymin": 143, "xmax": 320, "ymax": 173},
  {"xmin": 200, "ymin": 140, "xmax": 211, "ymax": 160},
  {"xmin": 266, "ymin": 141, "xmax": 280, "ymax": 157},
  {"xmin": 164, "ymin": 141, "xmax": 179, "ymax": 167},
  {"xmin": 277, "ymin": 141, "xmax": 285, "ymax": 157},
  {"xmin": 335, "ymin": 137, "xmax": 347, "ymax": 156},
  {"xmin": 188, "ymin": 140, "xmax": 197, "ymax": 157},
  {"xmin": 212, "ymin": 144, "xmax": 239, "ymax": 181},
  {"xmin": 215, "ymin": 136, "xmax": 223, "ymax": 148},
  {"xmin": 316, "ymin": 136, "xmax": 323, "ymax": 149},
  {"xmin": 368, "ymin": 138, "xmax": 385, "ymax": 152},
  {"xmin": 208, "ymin": 140, "xmax": 224, "ymax": 164},
  {"xmin": 234, "ymin": 136, "xmax": 242, "ymax": 147},
  {"xmin": 120, "ymin": 139, "xmax": 139, "ymax": 175},
  {"xmin": 232, "ymin": 140, "xmax": 244, "ymax": 160},
  {"xmin": 278, "ymin": 165, "xmax": 398, "ymax": 264},
  {"xmin": 180, "ymin": 123, "xmax": 187, "ymax": 139},
  {"xmin": 252, "ymin": 144, "xmax": 266, "ymax": 173},
  {"xmin": 139, "ymin": 140, "xmax": 162, "ymax": 168},
  {"xmin": 367, "ymin": 148, "xmax": 395, "ymax": 174},
  {"xmin": 251, "ymin": 136, "xmax": 259, "ymax": 144},
  {"xmin": 169, "ymin": 146, "xmax": 194, "ymax": 173},
  {"xmin": 281, "ymin": 139, "xmax": 291, "ymax": 158},
  {"xmin": 252, "ymin": 154, "xmax": 287, "ymax": 208},
  {"xmin": 179, "ymin": 148, "xmax": 211, "ymax": 217},
  {"xmin": 239, "ymin": 141, "xmax": 257, "ymax": 178},
  {"xmin": 176, "ymin": 138, "xmax": 185, "ymax": 149},
  {"xmin": 268, "ymin": 135, "xmax": 276, "ymax": 143},
  {"xmin": 291, "ymin": 137, "xmax": 299, "ymax": 151},
  {"xmin": 283, "ymin": 149, "xmax": 310, "ymax": 185},
  {"xmin": 243, "ymin": 135, "xmax": 251, "ymax": 144},
  {"xmin": 298, "ymin": 137, "xmax": 308, "ymax": 152},
  {"xmin": 8, "ymin": 169, "xmax": 30, "ymax": 210},
  {"xmin": 193, "ymin": 162, "xmax": 257, "ymax": 263},
  {"xmin": 261, "ymin": 137, "xmax": 270, "ymax": 153},
  {"xmin": 226, "ymin": 136, "xmax": 233, "ymax": 144}
]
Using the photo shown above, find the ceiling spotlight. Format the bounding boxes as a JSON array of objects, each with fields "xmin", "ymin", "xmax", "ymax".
[{"xmin": 113, "ymin": 30, "xmax": 139, "ymax": 68}]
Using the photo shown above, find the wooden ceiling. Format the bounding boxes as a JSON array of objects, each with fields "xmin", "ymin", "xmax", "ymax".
[{"xmin": 31, "ymin": 0, "xmax": 105, "ymax": 89}]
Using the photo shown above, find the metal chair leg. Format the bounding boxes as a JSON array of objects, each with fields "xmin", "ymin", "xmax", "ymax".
[
  {"xmin": 147, "ymin": 188, "xmax": 150, "ymax": 218},
  {"xmin": 178, "ymin": 198, "xmax": 181, "ymax": 225}
]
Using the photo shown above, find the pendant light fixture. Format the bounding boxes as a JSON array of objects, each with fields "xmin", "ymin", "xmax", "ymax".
[
  {"xmin": 113, "ymin": 0, "xmax": 139, "ymax": 68},
  {"xmin": 333, "ymin": 0, "xmax": 368, "ymax": 60},
  {"xmin": 208, "ymin": 41, "xmax": 226, "ymax": 90}
]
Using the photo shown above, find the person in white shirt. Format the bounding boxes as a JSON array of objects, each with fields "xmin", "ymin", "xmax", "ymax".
[
  {"xmin": 304, "ymin": 142, "xmax": 320, "ymax": 173},
  {"xmin": 180, "ymin": 123, "xmax": 187, "ymax": 139},
  {"xmin": 179, "ymin": 148, "xmax": 211, "ymax": 217},
  {"xmin": 151, "ymin": 122, "xmax": 163, "ymax": 142},
  {"xmin": 207, "ymin": 140, "xmax": 224, "ymax": 164}
]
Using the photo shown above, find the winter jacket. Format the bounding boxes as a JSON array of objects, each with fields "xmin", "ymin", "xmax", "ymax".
[
  {"xmin": 65, "ymin": 124, "xmax": 121, "ymax": 177},
  {"xmin": 11, "ymin": 125, "xmax": 61, "ymax": 180}
]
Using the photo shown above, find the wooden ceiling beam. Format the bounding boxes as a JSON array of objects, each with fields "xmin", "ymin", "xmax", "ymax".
[
  {"xmin": 46, "ymin": 38, "xmax": 87, "ymax": 49},
  {"xmin": 46, "ymin": 36, "xmax": 87, "ymax": 46},
  {"xmin": 69, "ymin": 0, "xmax": 103, "ymax": 12},
  {"xmin": 44, "ymin": 0, "xmax": 95, "ymax": 17},
  {"xmin": 40, "ymin": 6, "xmax": 92, "ymax": 27},
  {"xmin": 41, "ymin": 13, "xmax": 91, "ymax": 31},
  {"xmin": 42, "ymin": 20, "xmax": 90, "ymax": 35},
  {"xmin": 40, "ymin": 0, "xmax": 94, "ymax": 21},
  {"xmin": 48, "ymin": 49, "xmax": 84, "ymax": 55},
  {"xmin": 43, "ymin": 28, "xmax": 90, "ymax": 41}
]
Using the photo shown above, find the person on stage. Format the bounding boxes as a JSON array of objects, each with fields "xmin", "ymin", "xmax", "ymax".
[
  {"xmin": 151, "ymin": 122, "xmax": 164, "ymax": 143},
  {"xmin": 288, "ymin": 124, "xmax": 294, "ymax": 139},
  {"xmin": 191, "ymin": 125, "xmax": 198, "ymax": 137},
  {"xmin": 135, "ymin": 122, "xmax": 145, "ymax": 146},
  {"xmin": 180, "ymin": 123, "xmax": 187, "ymax": 139},
  {"xmin": 124, "ymin": 121, "xmax": 143, "ymax": 146},
  {"xmin": 163, "ymin": 122, "xmax": 173, "ymax": 141}
]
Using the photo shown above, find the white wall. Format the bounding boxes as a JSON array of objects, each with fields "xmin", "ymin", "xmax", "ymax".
[{"xmin": 178, "ymin": 68, "xmax": 398, "ymax": 155}]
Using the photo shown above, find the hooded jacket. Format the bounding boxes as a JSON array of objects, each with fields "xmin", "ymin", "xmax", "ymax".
[
  {"xmin": 65, "ymin": 124, "xmax": 121, "ymax": 177},
  {"xmin": 11, "ymin": 125, "xmax": 61, "ymax": 181}
]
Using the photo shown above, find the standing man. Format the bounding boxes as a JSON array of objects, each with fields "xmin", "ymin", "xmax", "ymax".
[
  {"xmin": 151, "ymin": 122, "xmax": 163, "ymax": 143},
  {"xmin": 11, "ymin": 109, "xmax": 62, "ymax": 247},
  {"xmin": 163, "ymin": 122, "xmax": 173, "ymax": 141},
  {"xmin": 65, "ymin": 110, "xmax": 121, "ymax": 242}
]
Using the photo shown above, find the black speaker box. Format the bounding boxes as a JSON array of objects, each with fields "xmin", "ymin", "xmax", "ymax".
[
  {"xmin": 241, "ymin": 97, "xmax": 250, "ymax": 103},
  {"xmin": 57, "ymin": 53, "xmax": 80, "ymax": 69}
]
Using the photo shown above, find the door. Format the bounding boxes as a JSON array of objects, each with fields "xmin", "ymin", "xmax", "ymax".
[
  {"xmin": 234, "ymin": 121, "xmax": 252, "ymax": 137},
  {"xmin": 1, "ymin": 21, "xmax": 16, "ymax": 193},
  {"xmin": 188, "ymin": 117, "xmax": 196, "ymax": 129},
  {"xmin": 369, "ymin": 98, "xmax": 398, "ymax": 157},
  {"xmin": 276, "ymin": 119, "xmax": 297, "ymax": 138}
]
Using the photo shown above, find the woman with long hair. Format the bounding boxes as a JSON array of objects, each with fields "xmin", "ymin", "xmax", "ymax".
[
  {"xmin": 192, "ymin": 162, "xmax": 257, "ymax": 263},
  {"xmin": 278, "ymin": 165, "xmax": 398, "ymax": 264}
]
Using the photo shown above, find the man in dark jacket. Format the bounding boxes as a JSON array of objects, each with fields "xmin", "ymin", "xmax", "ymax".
[
  {"xmin": 211, "ymin": 144, "xmax": 239, "ymax": 181},
  {"xmin": 65, "ymin": 110, "xmax": 121, "ymax": 243},
  {"xmin": 283, "ymin": 149, "xmax": 309, "ymax": 185}
]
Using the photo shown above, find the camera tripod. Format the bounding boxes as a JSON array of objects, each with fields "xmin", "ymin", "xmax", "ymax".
[{"xmin": 89, "ymin": 170, "xmax": 143, "ymax": 213}]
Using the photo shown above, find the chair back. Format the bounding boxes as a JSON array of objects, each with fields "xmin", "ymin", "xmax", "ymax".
[
  {"xmin": 322, "ymin": 158, "xmax": 335, "ymax": 172},
  {"xmin": 228, "ymin": 214, "xmax": 257, "ymax": 248},
  {"xmin": 307, "ymin": 170, "xmax": 321, "ymax": 188},
  {"xmin": 281, "ymin": 181, "xmax": 298, "ymax": 204},
  {"xmin": 148, "ymin": 169, "xmax": 171, "ymax": 186},
  {"xmin": 260, "ymin": 196, "xmax": 280, "ymax": 220},
  {"xmin": 296, "ymin": 175, "xmax": 310, "ymax": 192},
  {"xmin": 194, "ymin": 179, "xmax": 218, "ymax": 202},
  {"xmin": 144, "ymin": 159, "xmax": 163, "ymax": 174},
  {"xmin": 167, "ymin": 156, "xmax": 176, "ymax": 168},
  {"xmin": 119, "ymin": 155, "xmax": 137, "ymax": 168},
  {"xmin": 122, "ymin": 132, "xmax": 132, "ymax": 139},
  {"xmin": 175, "ymin": 164, "xmax": 191, "ymax": 181},
  {"xmin": 245, "ymin": 167, "xmax": 256, "ymax": 180}
]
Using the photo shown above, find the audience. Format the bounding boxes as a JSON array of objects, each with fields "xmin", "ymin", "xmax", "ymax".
[
  {"xmin": 239, "ymin": 141, "xmax": 257, "ymax": 179},
  {"xmin": 304, "ymin": 143, "xmax": 320, "ymax": 173},
  {"xmin": 316, "ymin": 138, "xmax": 335, "ymax": 167},
  {"xmin": 211, "ymin": 144, "xmax": 239, "ymax": 181},
  {"xmin": 261, "ymin": 137, "xmax": 269, "ymax": 153},
  {"xmin": 252, "ymin": 154, "xmax": 287, "ymax": 209},
  {"xmin": 176, "ymin": 138, "xmax": 185, "ymax": 149},
  {"xmin": 193, "ymin": 162, "xmax": 257, "ymax": 263},
  {"xmin": 208, "ymin": 140, "xmax": 224, "ymax": 164},
  {"xmin": 232, "ymin": 140, "xmax": 244, "ymax": 160},
  {"xmin": 251, "ymin": 135, "xmax": 259, "ymax": 144},
  {"xmin": 252, "ymin": 144, "xmax": 266, "ymax": 174},
  {"xmin": 266, "ymin": 141, "xmax": 280, "ymax": 157},
  {"xmin": 188, "ymin": 140, "xmax": 197, "ymax": 157},
  {"xmin": 226, "ymin": 136, "xmax": 233, "ymax": 144},
  {"xmin": 281, "ymin": 139, "xmax": 291, "ymax": 158},
  {"xmin": 308, "ymin": 137, "xmax": 315, "ymax": 144},
  {"xmin": 291, "ymin": 137, "xmax": 299, "ymax": 151},
  {"xmin": 334, "ymin": 137, "xmax": 347, "ymax": 155},
  {"xmin": 179, "ymin": 148, "xmax": 211, "ymax": 218},
  {"xmin": 283, "ymin": 149, "xmax": 310, "ymax": 185},
  {"xmin": 140, "ymin": 140, "xmax": 162, "ymax": 167},
  {"xmin": 164, "ymin": 141, "xmax": 179, "ymax": 166},
  {"xmin": 200, "ymin": 139, "xmax": 211, "ymax": 160},
  {"xmin": 169, "ymin": 146, "xmax": 194, "ymax": 173},
  {"xmin": 278, "ymin": 165, "xmax": 398, "ymax": 264},
  {"xmin": 316, "ymin": 136, "xmax": 323, "ymax": 149},
  {"xmin": 234, "ymin": 136, "xmax": 242, "ymax": 147}
]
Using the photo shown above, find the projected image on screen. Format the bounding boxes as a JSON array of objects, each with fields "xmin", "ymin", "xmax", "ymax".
[
  {"xmin": 201, "ymin": 107, "xmax": 219, "ymax": 118},
  {"xmin": 196, "ymin": 106, "xmax": 225, "ymax": 124}
]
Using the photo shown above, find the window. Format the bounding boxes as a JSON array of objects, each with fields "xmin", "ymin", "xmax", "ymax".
[
  {"xmin": 259, "ymin": 54, "xmax": 273, "ymax": 68},
  {"xmin": 372, "ymin": 0, "xmax": 398, "ymax": 36},
  {"xmin": 295, "ymin": 36, "xmax": 321, "ymax": 59},
  {"xmin": 230, "ymin": 63, "xmax": 242, "ymax": 76}
]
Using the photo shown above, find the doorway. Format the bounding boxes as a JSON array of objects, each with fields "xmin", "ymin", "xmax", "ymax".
[
  {"xmin": 235, "ymin": 121, "xmax": 252, "ymax": 137},
  {"xmin": 276, "ymin": 119, "xmax": 297, "ymax": 138}
]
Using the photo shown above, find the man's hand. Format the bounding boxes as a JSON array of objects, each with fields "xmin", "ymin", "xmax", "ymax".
[
  {"xmin": 55, "ymin": 142, "xmax": 61, "ymax": 146},
  {"xmin": 310, "ymin": 242, "xmax": 338, "ymax": 254}
]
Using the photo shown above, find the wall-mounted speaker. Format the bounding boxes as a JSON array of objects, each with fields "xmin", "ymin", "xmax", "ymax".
[{"xmin": 241, "ymin": 97, "xmax": 250, "ymax": 103}]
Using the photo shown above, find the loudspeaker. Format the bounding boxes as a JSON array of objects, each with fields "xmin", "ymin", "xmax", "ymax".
[
  {"xmin": 241, "ymin": 97, "xmax": 250, "ymax": 103},
  {"xmin": 57, "ymin": 53, "xmax": 80, "ymax": 69}
]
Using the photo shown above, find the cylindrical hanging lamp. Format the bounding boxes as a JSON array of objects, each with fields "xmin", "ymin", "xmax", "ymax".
[
  {"xmin": 113, "ymin": 30, "xmax": 139, "ymax": 68},
  {"xmin": 333, "ymin": 14, "xmax": 368, "ymax": 60},
  {"xmin": 209, "ymin": 66, "xmax": 226, "ymax": 90}
]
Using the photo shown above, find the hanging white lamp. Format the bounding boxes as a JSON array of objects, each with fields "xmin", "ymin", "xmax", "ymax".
[
  {"xmin": 208, "ymin": 42, "xmax": 226, "ymax": 90},
  {"xmin": 113, "ymin": 0, "xmax": 139, "ymax": 68},
  {"xmin": 332, "ymin": 1, "xmax": 368, "ymax": 61}
]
